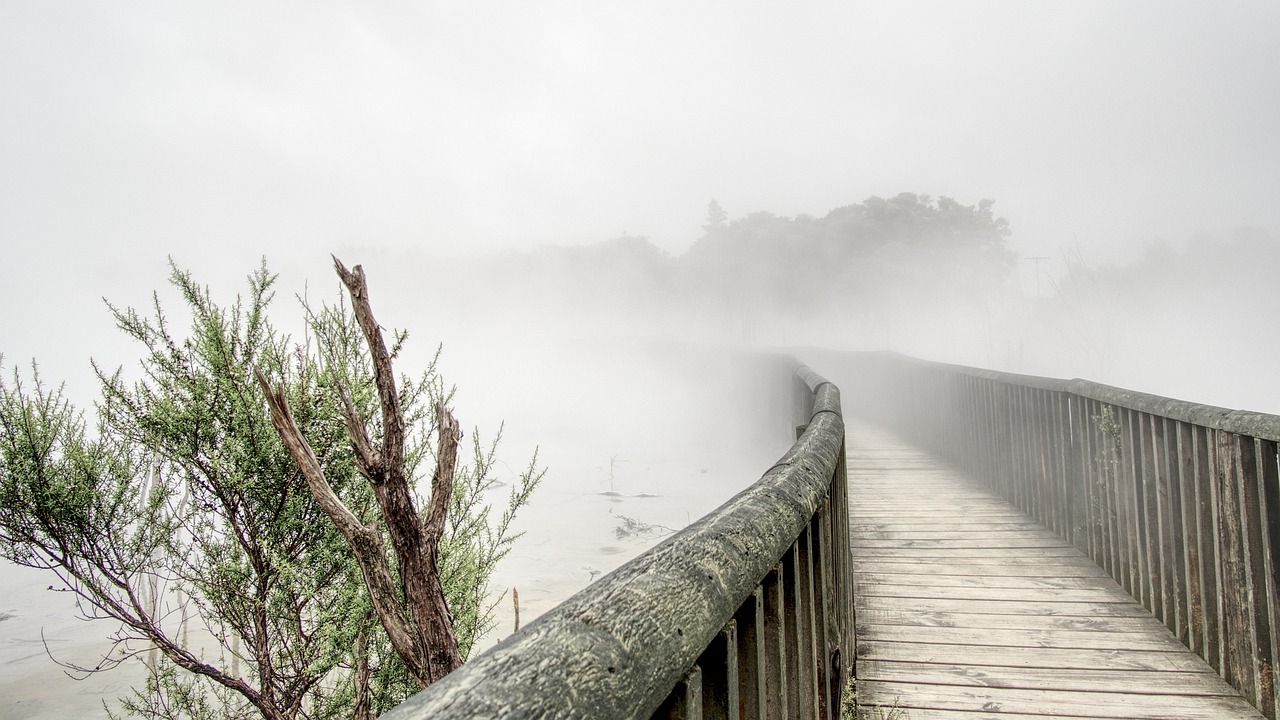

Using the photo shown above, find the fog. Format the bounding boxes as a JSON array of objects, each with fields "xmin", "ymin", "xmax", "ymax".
[{"xmin": 2, "ymin": 1, "xmax": 1279, "ymax": 716}]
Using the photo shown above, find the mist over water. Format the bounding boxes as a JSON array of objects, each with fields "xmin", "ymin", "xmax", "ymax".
[
  {"xmin": 4, "ymin": 200, "xmax": 1279, "ymax": 719},
  {"xmin": 0, "ymin": 252, "xmax": 797, "ymax": 718},
  {"xmin": 3, "ymin": 2, "xmax": 1278, "ymax": 716}
]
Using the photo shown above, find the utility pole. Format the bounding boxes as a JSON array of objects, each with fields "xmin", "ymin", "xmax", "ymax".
[{"xmin": 1025, "ymin": 256, "xmax": 1049, "ymax": 297}]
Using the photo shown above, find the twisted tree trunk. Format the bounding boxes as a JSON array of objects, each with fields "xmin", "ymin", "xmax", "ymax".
[{"xmin": 257, "ymin": 257, "xmax": 462, "ymax": 689}]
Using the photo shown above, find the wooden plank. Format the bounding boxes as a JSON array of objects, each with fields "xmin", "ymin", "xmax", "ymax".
[
  {"xmin": 856, "ymin": 591, "xmax": 1154, "ymax": 619},
  {"xmin": 853, "ymin": 538, "xmax": 1073, "ymax": 549},
  {"xmin": 850, "ymin": 511, "xmax": 1029, "ymax": 516},
  {"xmin": 860, "ymin": 702, "xmax": 1262, "ymax": 720},
  {"xmin": 856, "ymin": 624, "xmax": 1189, "ymax": 652},
  {"xmin": 857, "ymin": 583, "xmax": 1134, "ymax": 603},
  {"xmin": 857, "ymin": 640, "xmax": 1215, "ymax": 672},
  {"xmin": 856, "ymin": 609, "xmax": 1160, "ymax": 633},
  {"xmin": 852, "ymin": 522, "xmax": 1047, "ymax": 532},
  {"xmin": 857, "ymin": 710, "xmax": 1162, "ymax": 720},
  {"xmin": 858, "ymin": 660, "xmax": 1240, "ymax": 695},
  {"xmin": 856, "ymin": 573, "xmax": 1116, "ymax": 590},
  {"xmin": 857, "ymin": 680, "xmax": 1263, "ymax": 719},
  {"xmin": 853, "ymin": 554, "xmax": 1106, "ymax": 568},
  {"xmin": 852, "ymin": 547, "xmax": 1085, "ymax": 559},
  {"xmin": 852, "ymin": 561, "xmax": 1108, "ymax": 578},
  {"xmin": 853, "ymin": 527, "xmax": 1069, "ymax": 538}
]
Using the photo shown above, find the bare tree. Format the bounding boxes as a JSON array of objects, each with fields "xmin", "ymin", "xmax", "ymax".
[{"xmin": 257, "ymin": 257, "xmax": 463, "ymax": 688}]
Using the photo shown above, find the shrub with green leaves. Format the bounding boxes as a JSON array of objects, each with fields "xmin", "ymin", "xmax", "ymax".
[{"xmin": 0, "ymin": 259, "xmax": 540, "ymax": 720}]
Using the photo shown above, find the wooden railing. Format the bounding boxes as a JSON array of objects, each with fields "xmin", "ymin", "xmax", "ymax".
[
  {"xmin": 381, "ymin": 360, "xmax": 853, "ymax": 719},
  {"xmin": 835, "ymin": 350, "xmax": 1280, "ymax": 719}
]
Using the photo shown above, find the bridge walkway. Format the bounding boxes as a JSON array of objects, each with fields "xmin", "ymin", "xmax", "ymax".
[{"xmin": 848, "ymin": 421, "xmax": 1265, "ymax": 720}]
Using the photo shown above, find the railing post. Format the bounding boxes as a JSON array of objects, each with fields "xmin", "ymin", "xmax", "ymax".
[
  {"xmin": 657, "ymin": 666, "xmax": 704, "ymax": 720},
  {"xmin": 813, "ymin": 503, "xmax": 834, "ymax": 717},
  {"xmin": 762, "ymin": 564, "xmax": 788, "ymax": 720},
  {"xmin": 797, "ymin": 528, "xmax": 819, "ymax": 717},
  {"xmin": 734, "ymin": 589, "xmax": 767, "ymax": 720},
  {"xmin": 699, "ymin": 622, "xmax": 739, "ymax": 720}
]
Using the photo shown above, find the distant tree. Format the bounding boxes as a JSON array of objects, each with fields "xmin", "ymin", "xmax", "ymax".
[
  {"xmin": 812, "ymin": 193, "xmax": 1014, "ymax": 298},
  {"xmin": 703, "ymin": 199, "xmax": 728, "ymax": 232},
  {"xmin": 0, "ymin": 259, "xmax": 540, "ymax": 720},
  {"xmin": 680, "ymin": 193, "xmax": 1016, "ymax": 339}
]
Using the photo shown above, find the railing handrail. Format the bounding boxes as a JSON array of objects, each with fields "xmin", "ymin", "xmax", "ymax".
[
  {"xmin": 849, "ymin": 349, "xmax": 1280, "ymax": 441},
  {"xmin": 835, "ymin": 349, "xmax": 1280, "ymax": 720},
  {"xmin": 382, "ymin": 360, "xmax": 847, "ymax": 719}
]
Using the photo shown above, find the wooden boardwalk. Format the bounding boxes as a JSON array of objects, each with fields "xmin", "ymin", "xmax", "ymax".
[{"xmin": 848, "ymin": 422, "xmax": 1265, "ymax": 720}]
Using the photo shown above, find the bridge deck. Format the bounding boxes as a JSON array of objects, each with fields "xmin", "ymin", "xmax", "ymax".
[{"xmin": 848, "ymin": 421, "xmax": 1265, "ymax": 720}]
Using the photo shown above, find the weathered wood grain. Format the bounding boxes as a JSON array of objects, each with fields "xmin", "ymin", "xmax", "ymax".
[
  {"xmin": 853, "ymin": 561, "xmax": 1109, "ymax": 577},
  {"xmin": 858, "ymin": 660, "xmax": 1241, "ymax": 695},
  {"xmin": 858, "ymin": 641, "xmax": 1212, "ymax": 672},
  {"xmin": 849, "ymin": 421, "xmax": 1266, "ymax": 720},
  {"xmin": 857, "ymin": 680, "xmax": 1262, "ymax": 719},
  {"xmin": 857, "ymin": 609, "xmax": 1157, "ymax": 633},
  {"xmin": 857, "ymin": 596, "xmax": 1153, "ymax": 618}
]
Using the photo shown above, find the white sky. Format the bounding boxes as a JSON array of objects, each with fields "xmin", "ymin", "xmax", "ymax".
[{"xmin": 2, "ymin": 1, "xmax": 1279, "ymax": 397}]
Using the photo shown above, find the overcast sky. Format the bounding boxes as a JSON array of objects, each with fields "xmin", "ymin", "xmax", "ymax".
[{"xmin": 3, "ymin": 1, "xmax": 1279, "ymax": 396}]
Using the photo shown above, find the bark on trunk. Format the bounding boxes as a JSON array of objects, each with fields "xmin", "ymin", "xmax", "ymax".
[
  {"xmin": 353, "ymin": 622, "xmax": 373, "ymax": 720},
  {"xmin": 256, "ymin": 257, "xmax": 463, "ymax": 690}
]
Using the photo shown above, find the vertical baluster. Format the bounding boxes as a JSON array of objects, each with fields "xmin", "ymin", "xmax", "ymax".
[
  {"xmin": 1092, "ymin": 400, "xmax": 1114, "ymax": 579},
  {"xmin": 656, "ymin": 666, "xmax": 705, "ymax": 720},
  {"xmin": 1080, "ymin": 397, "xmax": 1105, "ymax": 570},
  {"xmin": 1114, "ymin": 406, "xmax": 1133, "ymax": 597},
  {"xmin": 1122, "ymin": 409, "xmax": 1149, "ymax": 608},
  {"xmin": 1066, "ymin": 394, "xmax": 1089, "ymax": 552},
  {"xmin": 1099, "ymin": 403, "xmax": 1128, "ymax": 594},
  {"xmin": 1157, "ymin": 417, "xmax": 1187, "ymax": 640},
  {"xmin": 801, "ymin": 523, "xmax": 823, "ymax": 717},
  {"xmin": 1147, "ymin": 414, "xmax": 1168, "ymax": 626},
  {"xmin": 813, "ymin": 505, "xmax": 834, "ymax": 718},
  {"xmin": 1176, "ymin": 420, "xmax": 1202, "ymax": 653},
  {"xmin": 835, "ymin": 440, "xmax": 854, "ymax": 684},
  {"xmin": 1241, "ymin": 437, "xmax": 1275, "ymax": 715},
  {"xmin": 788, "ymin": 540, "xmax": 815, "ymax": 719},
  {"xmin": 1255, "ymin": 438, "xmax": 1280, "ymax": 719},
  {"xmin": 1163, "ymin": 419, "xmax": 1192, "ymax": 650},
  {"xmin": 1216, "ymin": 430, "xmax": 1257, "ymax": 702},
  {"xmin": 735, "ymin": 590, "xmax": 766, "ymax": 720},
  {"xmin": 1034, "ymin": 388, "xmax": 1046, "ymax": 526},
  {"xmin": 1196, "ymin": 423, "xmax": 1224, "ymax": 672},
  {"xmin": 699, "ymin": 622, "xmax": 739, "ymax": 720},
  {"xmin": 762, "ymin": 564, "xmax": 788, "ymax": 720},
  {"xmin": 1057, "ymin": 390, "xmax": 1068, "ymax": 541}
]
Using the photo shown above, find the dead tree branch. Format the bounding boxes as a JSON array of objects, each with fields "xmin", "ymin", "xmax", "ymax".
[{"xmin": 258, "ymin": 258, "xmax": 463, "ymax": 688}]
